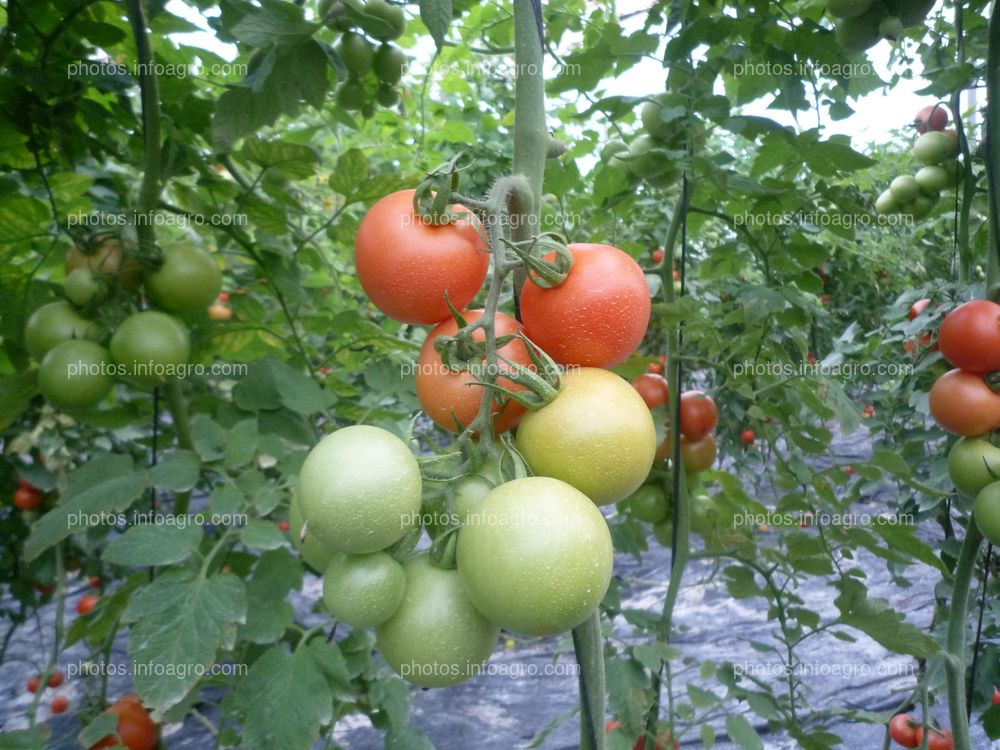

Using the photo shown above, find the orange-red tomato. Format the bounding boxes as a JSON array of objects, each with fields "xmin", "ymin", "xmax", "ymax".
[
  {"xmin": 908, "ymin": 298, "xmax": 930, "ymax": 321},
  {"xmin": 929, "ymin": 369, "xmax": 1000, "ymax": 436},
  {"xmin": 915, "ymin": 104, "xmax": 948, "ymax": 133},
  {"xmin": 888, "ymin": 714, "xmax": 920, "ymax": 748},
  {"xmin": 938, "ymin": 300, "xmax": 1000, "ymax": 373},
  {"xmin": 520, "ymin": 243, "xmax": 650, "ymax": 368},
  {"xmin": 14, "ymin": 487, "xmax": 41, "ymax": 510},
  {"xmin": 354, "ymin": 190, "xmax": 489, "ymax": 324},
  {"xmin": 651, "ymin": 248, "xmax": 665, "ymax": 264},
  {"xmin": 76, "ymin": 594, "xmax": 97, "ymax": 615},
  {"xmin": 631, "ymin": 373, "xmax": 669, "ymax": 409},
  {"xmin": 47, "ymin": 670, "xmax": 64, "ymax": 688},
  {"xmin": 740, "ymin": 429, "xmax": 755, "ymax": 446},
  {"xmin": 992, "ymin": 687, "xmax": 1000, "ymax": 704},
  {"xmin": 26, "ymin": 676, "xmax": 41, "ymax": 693},
  {"xmin": 416, "ymin": 310, "xmax": 531, "ymax": 433},
  {"xmin": 679, "ymin": 391, "xmax": 717, "ymax": 441},
  {"xmin": 90, "ymin": 694, "xmax": 158, "ymax": 750},
  {"xmin": 914, "ymin": 727, "xmax": 953, "ymax": 750},
  {"xmin": 50, "ymin": 695, "xmax": 69, "ymax": 714}
]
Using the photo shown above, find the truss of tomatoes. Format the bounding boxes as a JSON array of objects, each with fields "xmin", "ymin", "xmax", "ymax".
[{"xmin": 930, "ymin": 299, "xmax": 1000, "ymax": 547}]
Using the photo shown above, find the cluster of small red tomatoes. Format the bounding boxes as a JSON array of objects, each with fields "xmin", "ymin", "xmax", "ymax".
[
  {"xmin": 927, "ymin": 299, "xmax": 1000, "ymax": 546},
  {"xmin": 888, "ymin": 713, "xmax": 954, "ymax": 750}
]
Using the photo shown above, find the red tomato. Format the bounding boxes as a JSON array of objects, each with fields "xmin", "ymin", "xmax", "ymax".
[
  {"xmin": 76, "ymin": 594, "xmax": 98, "ymax": 615},
  {"xmin": 929, "ymin": 369, "xmax": 1000, "ymax": 436},
  {"xmin": 679, "ymin": 391, "xmax": 718, "ymax": 441},
  {"xmin": 938, "ymin": 300, "xmax": 1000, "ymax": 373},
  {"xmin": 740, "ymin": 429, "xmax": 755, "ymax": 446},
  {"xmin": 26, "ymin": 676, "xmax": 41, "ymax": 693},
  {"xmin": 915, "ymin": 727, "xmax": 953, "ymax": 750},
  {"xmin": 354, "ymin": 189, "xmax": 489, "ymax": 324},
  {"xmin": 605, "ymin": 720, "xmax": 678, "ymax": 750},
  {"xmin": 652, "ymin": 248, "xmax": 665, "ymax": 264},
  {"xmin": 90, "ymin": 694, "xmax": 158, "ymax": 750},
  {"xmin": 888, "ymin": 714, "xmax": 920, "ymax": 748},
  {"xmin": 279, "ymin": 520, "xmax": 289, "ymax": 532},
  {"xmin": 89, "ymin": 576, "xmax": 101, "ymax": 588},
  {"xmin": 50, "ymin": 695, "xmax": 69, "ymax": 714},
  {"xmin": 47, "ymin": 670, "xmax": 64, "ymax": 688},
  {"xmin": 908, "ymin": 298, "xmax": 930, "ymax": 321},
  {"xmin": 806, "ymin": 352, "xmax": 817, "ymax": 365},
  {"xmin": 520, "ymin": 243, "xmax": 651, "ymax": 368},
  {"xmin": 217, "ymin": 291, "xmax": 230, "ymax": 302},
  {"xmin": 631, "ymin": 373, "xmax": 669, "ymax": 409},
  {"xmin": 416, "ymin": 310, "xmax": 530, "ymax": 433},
  {"xmin": 915, "ymin": 104, "xmax": 949, "ymax": 133},
  {"xmin": 647, "ymin": 361, "xmax": 664, "ymax": 374},
  {"xmin": 993, "ymin": 687, "xmax": 1000, "ymax": 704},
  {"xmin": 13, "ymin": 487, "xmax": 41, "ymax": 510}
]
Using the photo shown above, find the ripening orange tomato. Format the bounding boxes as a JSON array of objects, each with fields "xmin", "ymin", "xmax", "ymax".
[
  {"xmin": 929, "ymin": 369, "xmax": 1000, "ymax": 436},
  {"xmin": 416, "ymin": 310, "xmax": 531, "ymax": 433}
]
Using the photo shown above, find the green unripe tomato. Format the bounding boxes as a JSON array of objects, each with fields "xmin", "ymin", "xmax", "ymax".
[
  {"xmin": 359, "ymin": 0, "xmax": 406, "ymax": 40},
  {"xmin": 289, "ymin": 493, "xmax": 337, "ymax": 572},
  {"xmin": 974, "ymin": 482, "xmax": 1000, "ymax": 546},
  {"xmin": 948, "ymin": 437, "xmax": 1000, "ymax": 497},
  {"xmin": 335, "ymin": 79, "xmax": 367, "ymax": 111},
  {"xmin": 834, "ymin": 6, "xmax": 884, "ymax": 52},
  {"xmin": 690, "ymin": 492, "xmax": 723, "ymax": 537},
  {"xmin": 145, "ymin": 242, "xmax": 222, "ymax": 314},
  {"xmin": 889, "ymin": 175, "xmax": 920, "ymax": 203},
  {"xmin": 375, "ymin": 84, "xmax": 399, "ymax": 108},
  {"xmin": 826, "ymin": 0, "xmax": 873, "ymax": 18},
  {"xmin": 915, "ymin": 165, "xmax": 948, "ymax": 195},
  {"xmin": 322, "ymin": 551, "xmax": 405, "ymax": 627},
  {"xmin": 336, "ymin": 32, "xmax": 374, "ymax": 77},
  {"xmin": 64, "ymin": 268, "xmax": 106, "ymax": 306},
  {"xmin": 912, "ymin": 131, "xmax": 957, "ymax": 165},
  {"xmin": 625, "ymin": 484, "xmax": 670, "ymax": 524},
  {"xmin": 373, "ymin": 44, "xmax": 406, "ymax": 83},
  {"xmin": 109, "ymin": 310, "xmax": 190, "ymax": 384},
  {"xmin": 652, "ymin": 518, "xmax": 674, "ymax": 547},
  {"xmin": 24, "ymin": 301, "xmax": 100, "ymax": 361},
  {"xmin": 376, "ymin": 554, "xmax": 499, "ymax": 687},
  {"xmin": 878, "ymin": 15, "xmax": 903, "ymax": 38},
  {"xmin": 903, "ymin": 194, "xmax": 936, "ymax": 221},
  {"xmin": 640, "ymin": 94, "xmax": 675, "ymax": 142},
  {"xmin": 626, "ymin": 135, "xmax": 670, "ymax": 178},
  {"xmin": 600, "ymin": 139, "xmax": 629, "ymax": 166},
  {"xmin": 456, "ymin": 477, "xmax": 614, "ymax": 636},
  {"xmin": 298, "ymin": 425, "xmax": 422, "ymax": 553},
  {"xmin": 38, "ymin": 340, "xmax": 114, "ymax": 408},
  {"xmin": 875, "ymin": 189, "xmax": 899, "ymax": 214},
  {"xmin": 452, "ymin": 474, "xmax": 495, "ymax": 525},
  {"xmin": 886, "ymin": 0, "xmax": 935, "ymax": 25}
]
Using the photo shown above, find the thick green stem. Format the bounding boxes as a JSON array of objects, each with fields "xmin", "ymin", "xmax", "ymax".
[
  {"xmin": 572, "ymin": 611, "xmax": 606, "ymax": 750},
  {"xmin": 509, "ymin": 0, "xmax": 547, "ymax": 307},
  {"xmin": 165, "ymin": 380, "xmax": 195, "ymax": 515},
  {"xmin": 126, "ymin": 0, "xmax": 161, "ymax": 246},
  {"xmin": 945, "ymin": 522, "xmax": 983, "ymax": 750},
  {"xmin": 985, "ymin": 0, "xmax": 1000, "ymax": 295}
]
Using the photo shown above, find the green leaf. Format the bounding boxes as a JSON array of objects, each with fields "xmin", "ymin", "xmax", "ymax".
[
  {"xmin": 834, "ymin": 579, "xmax": 939, "ymax": 658},
  {"xmin": 329, "ymin": 149, "xmax": 369, "ymax": 196},
  {"xmin": 240, "ymin": 519, "xmax": 286, "ymax": 550},
  {"xmin": 229, "ymin": 6, "xmax": 316, "ymax": 47},
  {"xmin": 0, "ymin": 727, "xmax": 49, "ymax": 750},
  {"xmin": 419, "ymin": 0, "xmax": 453, "ymax": 49},
  {"xmin": 232, "ymin": 357, "xmax": 332, "ymax": 415},
  {"xmin": 149, "ymin": 450, "xmax": 201, "ymax": 492},
  {"xmin": 0, "ymin": 195, "xmax": 51, "ymax": 244},
  {"xmin": 724, "ymin": 714, "xmax": 764, "ymax": 749},
  {"xmin": 102, "ymin": 522, "xmax": 203, "ymax": 566},
  {"xmin": 77, "ymin": 714, "xmax": 121, "ymax": 749},
  {"xmin": 229, "ymin": 641, "xmax": 341, "ymax": 750},
  {"xmin": 239, "ymin": 548, "xmax": 303, "ymax": 644},
  {"xmin": 122, "ymin": 570, "xmax": 246, "ymax": 712},
  {"xmin": 0, "ymin": 371, "xmax": 38, "ymax": 431},
  {"xmin": 24, "ymin": 454, "xmax": 146, "ymax": 561}
]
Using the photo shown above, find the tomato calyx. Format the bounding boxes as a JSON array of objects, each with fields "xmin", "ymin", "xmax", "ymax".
[
  {"xmin": 429, "ymin": 526, "xmax": 460, "ymax": 570},
  {"xmin": 413, "ymin": 156, "xmax": 467, "ymax": 224},
  {"xmin": 470, "ymin": 333, "xmax": 563, "ymax": 410},
  {"xmin": 511, "ymin": 233, "xmax": 574, "ymax": 288},
  {"xmin": 986, "ymin": 370, "xmax": 1000, "ymax": 393}
]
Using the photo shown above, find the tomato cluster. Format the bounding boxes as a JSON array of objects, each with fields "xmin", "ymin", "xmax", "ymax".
[
  {"xmin": 888, "ymin": 714, "xmax": 953, "ymax": 750},
  {"xmin": 321, "ymin": 0, "xmax": 408, "ymax": 114},
  {"xmin": 25, "ymin": 239, "xmax": 223, "ymax": 410},
  {"xmin": 875, "ymin": 104, "xmax": 959, "ymax": 221}
]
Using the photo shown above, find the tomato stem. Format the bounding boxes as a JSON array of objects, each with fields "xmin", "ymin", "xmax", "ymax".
[
  {"xmin": 944, "ymin": 521, "xmax": 983, "ymax": 750},
  {"xmin": 986, "ymin": 0, "xmax": 1000, "ymax": 295},
  {"xmin": 164, "ymin": 381, "xmax": 195, "ymax": 515}
]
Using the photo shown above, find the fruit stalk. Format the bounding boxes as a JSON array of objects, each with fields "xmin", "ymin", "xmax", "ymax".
[{"xmin": 944, "ymin": 522, "xmax": 982, "ymax": 750}]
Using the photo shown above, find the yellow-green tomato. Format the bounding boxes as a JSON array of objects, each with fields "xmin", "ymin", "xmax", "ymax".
[
  {"xmin": 974, "ymin": 482, "xmax": 1000, "ymax": 546},
  {"xmin": 375, "ymin": 554, "xmax": 499, "ymax": 687},
  {"xmin": 456, "ymin": 477, "xmax": 614, "ymax": 636},
  {"xmin": 625, "ymin": 484, "xmax": 670, "ymax": 524},
  {"xmin": 515, "ymin": 368, "xmax": 656, "ymax": 505},
  {"xmin": 24, "ymin": 301, "xmax": 100, "ymax": 361},
  {"xmin": 38, "ymin": 340, "xmax": 114, "ymax": 408},
  {"xmin": 289, "ymin": 493, "xmax": 336, "ymax": 572},
  {"xmin": 298, "ymin": 425, "xmax": 422, "ymax": 553},
  {"xmin": 322, "ymin": 552, "xmax": 405, "ymax": 627},
  {"xmin": 144, "ymin": 242, "xmax": 222, "ymax": 314},
  {"xmin": 452, "ymin": 474, "xmax": 495, "ymax": 525}
]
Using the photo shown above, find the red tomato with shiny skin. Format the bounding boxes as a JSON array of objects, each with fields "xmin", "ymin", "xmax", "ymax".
[
  {"xmin": 938, "ymin": 300, "xmax": 1000, "ymax": 373},
  {"xmin": 929, "ymin": 369, "xmax": 1000, "ymax": 436},
  {"xmin": 416, "ymin": 310, "xmax": 530, "ymax": 433},
  {"xmin": 888, "ymin": 714, "xmax": 920, "ymax": 748},
  {"xmin": 915, "ymin": 727, "xmax": 953, "ymax": 750},
  {"xmin": 652, "ymin": 248, "xmax": 665, "ymax": 264},
  {"xmin": 740, "ymin": 429, "xmax": 755, "ymax": 446},
  {"xmin": 354, "ymin": 190, "xmax": 489, "ymax": 324},
  {"xmin": 679, "ymin": 390, "xmax": 718, "ymax": 441},
  {"xmin": 908, "ymin": 298, "xmax": 930, "ymax": 321},
  {"xmin": 520, "ymin": 243, "xmax": 651, "ymax": 368},
  {"xmin": 631, "ymin": 373, "xmax": 669, "ymax": 409}
]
